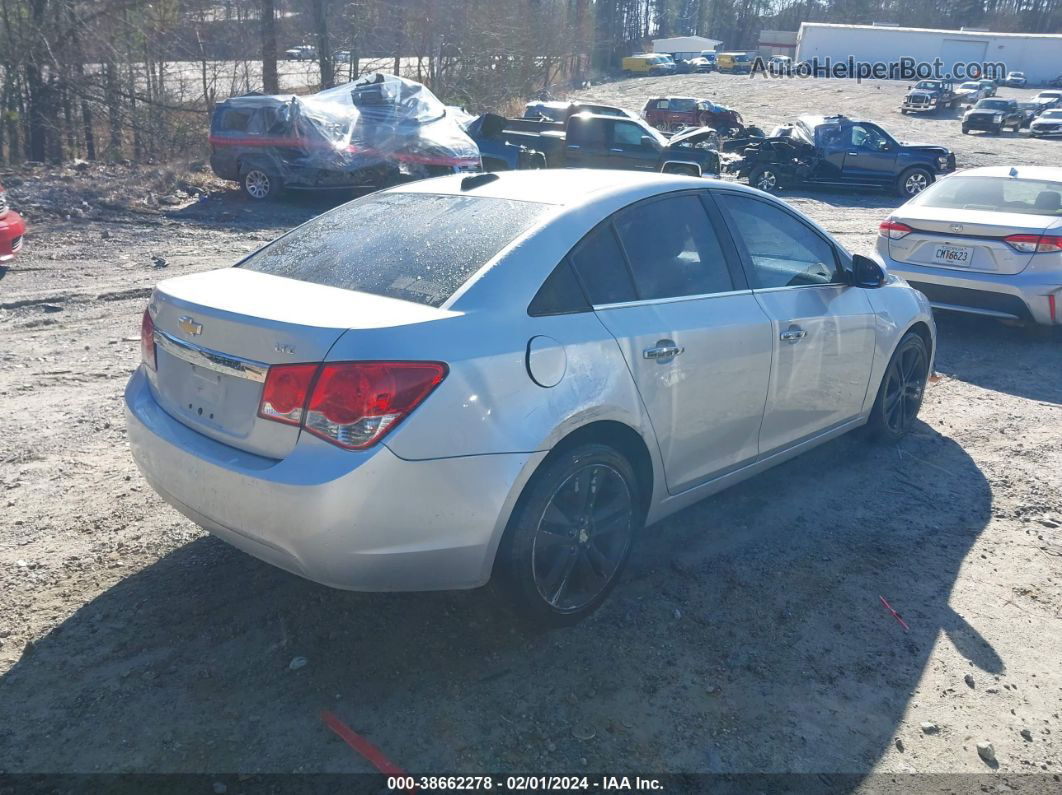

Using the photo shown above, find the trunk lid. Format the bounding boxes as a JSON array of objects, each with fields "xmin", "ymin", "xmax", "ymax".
[
  {"xmin": 149, "ymin": 267, "xmax": 450, "ymax": 459},
  {"xmin": 887, "ymin": 206, "xmax": 1057, "ymax": 275}
]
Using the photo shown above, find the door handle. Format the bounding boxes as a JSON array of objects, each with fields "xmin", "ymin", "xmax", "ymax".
[
  {"xmin": 609, "ymin": 147, "xmax": 624, "ymax": 152},
  {"xmin": 643, "ymin": 343, "xmax": 684, "ymax": 360},
  {"xmin": 567, "ymin": 144, "xmax": 581, "ymax": 150},
  {"xmin": 847, "ymin": 151, "xmax": 860, "ymax": 156},
  {"xmin": 779, "ymin": 325, "xmax": 807, "ymax": 343}
]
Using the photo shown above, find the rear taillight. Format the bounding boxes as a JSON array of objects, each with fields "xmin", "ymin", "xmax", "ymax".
[
  {"xmin": 879, "ymin": 219, "xmax": 913, "ymax": 239},
  {"xmin": 1003, "ymin": 233, "xmax": 1062, "ymax": 253},
  {"xmin": 257, "ymin": 361, "xmax": 447, "ymax": 450},
  {"xmin": 258, "ymin": 363, "xmax": 318, "ymax": 426},
  {"xmin": 140, "ymin": 310, "xmax": 156, "ymax": 370}
]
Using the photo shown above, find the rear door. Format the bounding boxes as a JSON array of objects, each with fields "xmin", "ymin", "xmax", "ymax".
[
  {"xmin": 571, "ymin": 192, "xmax": 773, "ymax": 493},
  {"xmin": 564, "ymin": 116, "xmax": 612, "ymax": 168},
  {"xmin": 715, "ymin": 191, "xmax": 876, "ymax": 454}
]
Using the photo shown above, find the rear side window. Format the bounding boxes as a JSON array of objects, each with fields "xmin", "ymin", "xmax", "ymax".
[
  {"xmin": 568, "ymin": 117, "xmax": 607, "ymax": 146},
  {"xmin": 614, "ymin": 195, "xmax": 733, "ymax": 300},
  {"xmin": 528, "ymin": 261, "xmax": 590, "ymax": 316},
  {"xmin": 569, "ymin": 225, "xmax": 636, "ymax": 305},
  {"xmin": 220, "ymin": 109, "xmax": 252, "ymax": 132},
  {"xmin": 240, "ymin": 193, "xmax": 550, "ymax": 306}
]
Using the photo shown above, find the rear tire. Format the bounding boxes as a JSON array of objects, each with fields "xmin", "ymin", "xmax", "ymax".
[
  {"xmin": 866, "ymin": 332, "xmax": 930, "ymax": 443},
  {"xmin": 241, "ymin": 166, "xmax": 280, "ymax": 200},
  {"xmin": 494, "ymin": 443, "xmax": 642, "ymax": 628}
]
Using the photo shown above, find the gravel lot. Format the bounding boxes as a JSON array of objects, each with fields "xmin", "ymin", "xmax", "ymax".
[{"xmin": 0, "ymin": 73, "xmax": 1060, "ymax": 786}]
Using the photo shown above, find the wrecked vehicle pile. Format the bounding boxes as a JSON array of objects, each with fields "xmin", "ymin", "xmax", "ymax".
[{"xmin": 208, "ymin": 73, "xmax": 481, "ymax": 199}]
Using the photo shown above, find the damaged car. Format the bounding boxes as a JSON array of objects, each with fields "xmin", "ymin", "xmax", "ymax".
[
  {"xmin": 641, "ymin": 96, "xmax": 761, "ymax": 139},
  {"xmin": 209, "ymin": 73, "xmax": 481, "ymax": 200},
  {"xmin": 734, "ymin": 115, "xmax": 956, "ymax": 197},
  {"xmin": 469, "ymin": 112, "xmax": 720, "ymax": 177}
]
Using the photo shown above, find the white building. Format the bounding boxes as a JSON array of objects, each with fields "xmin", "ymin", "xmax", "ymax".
[
  {"xmin": 651, "ymin": 36, "xmax": 723, "ymax": 61},
  {"xmin": 796, "ymin": 23, "xmax": 1062, "ymax": 85}
]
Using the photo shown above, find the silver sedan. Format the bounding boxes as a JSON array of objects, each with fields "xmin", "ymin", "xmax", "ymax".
[
  {"xmin": 876, "ymin": 166, "xmax": 1062, "ymax": 327},
  {"xmin": 126, "ymin": 170, "xmax": 935, "ymax": 625}
]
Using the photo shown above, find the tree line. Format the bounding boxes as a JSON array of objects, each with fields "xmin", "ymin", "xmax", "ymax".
[{"xmin": 1, "ymin": 0, "xmax": 1059, "ymax": 166}]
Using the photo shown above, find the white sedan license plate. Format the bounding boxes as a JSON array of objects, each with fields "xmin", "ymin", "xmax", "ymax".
[{"xmin": 933, "ymin": 244, "xmax": 973, "ymax": 266}]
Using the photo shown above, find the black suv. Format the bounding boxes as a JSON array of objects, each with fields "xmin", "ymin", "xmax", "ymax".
[{"xmin": 962, "ymin": 98, "xmax": 1023, "ymax": 135}]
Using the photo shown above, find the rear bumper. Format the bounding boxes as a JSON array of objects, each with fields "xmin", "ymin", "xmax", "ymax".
[
  {"xmin": 125, "ymin": 367, "xmax": 544, "ymax": 591},
  {"xmin": 878, "ymin": 244, "xmax": 1061, "ymax": 325},
  {"xmin": 0, "ymin": 210, "xmax": 25, "ymax": 262}
]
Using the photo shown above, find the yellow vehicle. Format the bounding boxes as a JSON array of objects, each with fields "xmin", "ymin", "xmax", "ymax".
[
  {"xmin": 622, "ymin": 54, "xmax": 676, "ymax": 77},
  {"xmin": 716, "ymin": 52, "xmax": 753, "ymax": 74}
]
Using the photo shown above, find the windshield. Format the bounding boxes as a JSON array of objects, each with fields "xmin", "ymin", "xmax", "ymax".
[
  {"xmin": 915, "ymin": 81, "xmax": 942, "ymax": 90},
  {"xmin": 910, "ymin": 176, "xmax": 1062, "ymax": 217},
  {"xmin": 671, "ymin": 99, "xmax": 697, "ymax": 112},
  {"xmin": 959, "ymin": 83, "xmax": 980, "ymax": 90},
  {"xmin": 975, "ymin": 100, "xmax": 1009, "ymax": 110},
  {"xmin": 1042, "ymin": 111, "xmax": 1062, "ymax": 119},
  {"xmin": 240, "ymin": 193, "xmax": 551, "ymax": 306}
]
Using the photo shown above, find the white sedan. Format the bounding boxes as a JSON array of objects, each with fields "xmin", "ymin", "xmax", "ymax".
[{"xmin": 126, "ymin": 170, "xmax": 935, "ymax": 625}]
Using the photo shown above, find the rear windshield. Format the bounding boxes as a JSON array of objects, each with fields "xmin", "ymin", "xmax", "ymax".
[
  {"xmin": 910, "ymin": 176, "xmax": 1062, "ymax": 217},
  {"xmin": 239, "ymin": 192, "xmax": 550, "ymax": 306}
]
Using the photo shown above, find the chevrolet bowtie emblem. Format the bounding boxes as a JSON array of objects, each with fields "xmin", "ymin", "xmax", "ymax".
[
  {"xmin": 950, "ymin": 223, "xmax": 963, "ymax": 233},
  {"xmin": 177, "ymin": 315, "xmax": 203, "ymax": 336}
]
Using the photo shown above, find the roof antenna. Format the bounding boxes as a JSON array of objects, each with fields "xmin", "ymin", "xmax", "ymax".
[
  {"xmin": 1009, "ymin": 167, "xmax": 1018, "ymax": 177},
  {"xmin": 461, "ymin": 173, "xmax": 500, "ymax": 190}
]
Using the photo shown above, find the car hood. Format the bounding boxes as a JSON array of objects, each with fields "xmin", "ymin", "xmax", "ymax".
[
  {"xmin": 667, "ymin": 126, "xmax": 719, "ymax": 147},
  {"xmin": 898, "ymin": 142, "xmax": 952, "ymax": 155}
]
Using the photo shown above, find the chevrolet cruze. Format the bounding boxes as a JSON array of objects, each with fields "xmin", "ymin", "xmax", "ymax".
[{"xmin": 126, "ymin": 170, "xmax": 935, "ymax": 625}]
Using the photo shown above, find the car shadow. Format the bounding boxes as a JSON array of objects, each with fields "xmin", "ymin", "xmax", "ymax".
[
  {"xmin": 933, "ymin": 313, "xmax": 1062, "ymax": 404},
  {"xmin": 0, "ymin": 422, "xmax": 993, "ymax": 779},
  {"xmin": 163, "ymin": 187, "xmax": 362, "ymax": 234}
]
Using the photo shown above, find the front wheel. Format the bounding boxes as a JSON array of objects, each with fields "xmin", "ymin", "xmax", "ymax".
[
  {"xmin": 897, "ymin": 167, "xmax": 932, "ymax": 198},
  {"xmin": 749, "ymin": 165, "xmax": 783, "ymax": 192},
  {"xmin": 494, "ymin": 443, "xmax": 641, "ymax": 628},
  {"xmin": 866, "ymin": 332, "xmax": 930, "ymax": 442}
]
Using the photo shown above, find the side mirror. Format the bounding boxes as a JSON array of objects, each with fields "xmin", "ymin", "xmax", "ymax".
[
  {"xmin": 852, "ymin": 254, "xmax": 886, "ymax": 288},
  {"xmin": 640, "ymin": 135, "xmax": 659, "ymax": 150}
]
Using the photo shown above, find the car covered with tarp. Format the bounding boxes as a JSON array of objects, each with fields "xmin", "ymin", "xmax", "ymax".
[{"xmin": 209, "ymin": 73, "xmax": 481, "ymax": 199}]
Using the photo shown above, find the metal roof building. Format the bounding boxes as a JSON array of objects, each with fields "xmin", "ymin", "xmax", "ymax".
[
  {"xmin": 651, "ymin": 36, "xmax": 723, "ymax": 60},
  {"xmin": 796, "ymin": 23, "xmax": 1062, "ymax": 85}
]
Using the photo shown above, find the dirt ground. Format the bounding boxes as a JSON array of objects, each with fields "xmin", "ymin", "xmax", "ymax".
[{"xmin": 1, "ymin": 73, "xmax": 1061, "ymax": 787}]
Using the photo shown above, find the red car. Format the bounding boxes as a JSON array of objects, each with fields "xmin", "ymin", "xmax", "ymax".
[
  {"xmin": 642, "ymin": 96, "xmax": 749, "ymax": 137},
  {"xmin": 0, "ymin": 180, "xmax": 25, "ymax": 262}
]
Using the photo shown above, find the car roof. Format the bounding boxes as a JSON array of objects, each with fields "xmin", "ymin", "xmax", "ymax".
[
  {"xmin": 389, "ymin": 169, "xmax": 761, "ymax": 208},
  {"xmin": 952, "ymin": 166, "xmax": 1062, "ymax": 182}
]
